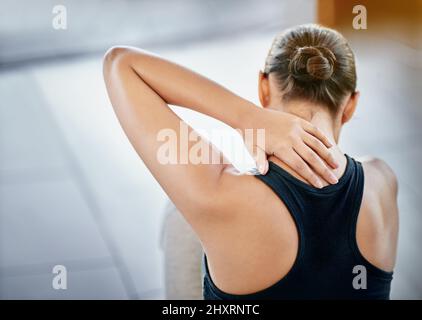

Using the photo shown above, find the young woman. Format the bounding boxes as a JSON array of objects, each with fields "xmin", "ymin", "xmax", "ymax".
[{"xmin": 103, "ymin": 24, "xmax": 398, "ymax": 299}]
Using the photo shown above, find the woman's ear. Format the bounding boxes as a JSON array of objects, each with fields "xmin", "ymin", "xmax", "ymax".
[
  {"xmin": 341, "ymin": 91, "xmax": 360, "ymax": 124},
  {"xmin": 258, "ymin": 71, "xmax": 270, "ymax": 108}
]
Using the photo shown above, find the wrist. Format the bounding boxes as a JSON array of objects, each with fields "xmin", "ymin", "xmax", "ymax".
[{"xmin": 236, "ymin": 102, "xmax": 261, "ymax": 131}]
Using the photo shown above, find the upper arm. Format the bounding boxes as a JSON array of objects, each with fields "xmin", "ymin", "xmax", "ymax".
[{"xmin": 103, "ymin": 47, "xmax": 227, "ymax": 219}]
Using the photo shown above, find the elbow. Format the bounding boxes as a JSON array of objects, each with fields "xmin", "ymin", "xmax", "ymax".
[
  {"xmin": 104, "ymin": 46, "xmax": 129, "ymax": 61},
  {"xmin": 103, "ymin": 46, "xmax": 132, "ymax": 73}
]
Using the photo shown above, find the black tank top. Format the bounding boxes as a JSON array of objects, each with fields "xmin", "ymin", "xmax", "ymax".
[{"xmin": 203, "ymin": 154, "xmax": 393, "ymax": 300}]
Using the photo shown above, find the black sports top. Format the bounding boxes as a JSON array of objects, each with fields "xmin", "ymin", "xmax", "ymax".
[{"xmin": 203, "ymin": 154, "xmax": 393, "ymax": 300}]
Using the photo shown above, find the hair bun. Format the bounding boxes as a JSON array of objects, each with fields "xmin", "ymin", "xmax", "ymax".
[{"xmin": 289, "ymin": 46, "xmax": 336, "ymax": 81}]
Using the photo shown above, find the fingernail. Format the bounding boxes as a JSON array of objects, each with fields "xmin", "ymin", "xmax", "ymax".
[
  {"xmin": 264, "ymin": 161, "xmax": 269, "ymax": 174},
  {"xmin": 259, "ymin": 162, "xmax": 266, "ymax": 175},
  {"xmin": 316, "ymin": 180, "xmax": 323, "ymax": 189},
  {"xmin": 329, "ymin": 172, "xmax": 338, "ymax": 184}
]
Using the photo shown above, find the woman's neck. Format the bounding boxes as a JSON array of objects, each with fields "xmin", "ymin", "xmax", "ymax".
[
  {"xmin": 267, "ymin": 102, "xmax": 347, "ymax": 186},
  {"xmin": 269, "ymin": 100, "xmax": 339, "ymax": 142}
]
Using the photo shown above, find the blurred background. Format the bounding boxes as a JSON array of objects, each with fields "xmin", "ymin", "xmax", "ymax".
[{"xmin": 0, "ymin": 0, "xmax": 421, "ymax": 299}]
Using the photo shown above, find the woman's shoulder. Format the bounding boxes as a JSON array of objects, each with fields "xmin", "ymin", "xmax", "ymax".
[{"xmin": 357, "ymin": 156, "xmax": 398, "ymax": 196}]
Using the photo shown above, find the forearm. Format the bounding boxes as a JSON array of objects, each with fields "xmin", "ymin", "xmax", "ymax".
[
  {"xmin": 110, "ymin": 46, "xmax": 259, "ymax": 130},
  {"xmin": 103, "ymin": 46, "xmax": 338, "ymax": 186}
]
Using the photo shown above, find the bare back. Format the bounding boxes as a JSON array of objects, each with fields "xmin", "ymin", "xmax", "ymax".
[{"xmin": 199, "ymin": 154, "xmax": 398, "ymax": 296}]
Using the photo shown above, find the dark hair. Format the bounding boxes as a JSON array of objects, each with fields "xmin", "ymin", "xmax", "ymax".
[{"xmin": 264, "ymin": 24, "xmax": 357, "ymax": 113}]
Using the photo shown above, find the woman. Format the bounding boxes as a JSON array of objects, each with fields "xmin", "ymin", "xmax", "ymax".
[{"xmin": 103, "ymin": 24, "xmax": 398, "ymax": 299}]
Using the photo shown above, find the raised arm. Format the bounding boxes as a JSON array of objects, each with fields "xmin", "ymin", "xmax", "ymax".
[{"xmin": 102, "ymin": 46, "xmax": 338, "ymax": 216}]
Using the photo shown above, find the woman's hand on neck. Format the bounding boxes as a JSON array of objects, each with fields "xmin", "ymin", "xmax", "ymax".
[
  {"xmin": 265, "ymin": 101, "xmax": 347, "ymax": 186},
  {"xmin": 266, "ymin": 100, "xmax": 340, "ymax": 145}
]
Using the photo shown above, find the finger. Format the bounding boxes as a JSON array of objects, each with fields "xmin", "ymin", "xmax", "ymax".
[
  {"xmin": 294, "ymin": 143, "xmax": 338, "ymax": 185},
  {"xmin": 302, "ymin": 121, "xmax": 333, "ymax": 148},
  {"xmin": 246, "ymin": 143, "xmax": 269, "ymax": 175},
  {"xmin": 277, "ymin": 149, "xmax": 324, "ymax": 188},
  {"xmin": 253, "ymin": 145, "xmax": 269, "ymax": 175},
  {"xmin": 244, "ymin": 138, "xmax": 263, "ymax": 175},
  {"xmin": 303, "ymin": 133, "xmax": 338, "ymax": 169}
]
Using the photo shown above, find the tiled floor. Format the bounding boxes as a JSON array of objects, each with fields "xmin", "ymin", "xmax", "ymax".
[{"xmin": 0, "ymin": 7, "xmax": 421, "ymax": 299}]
